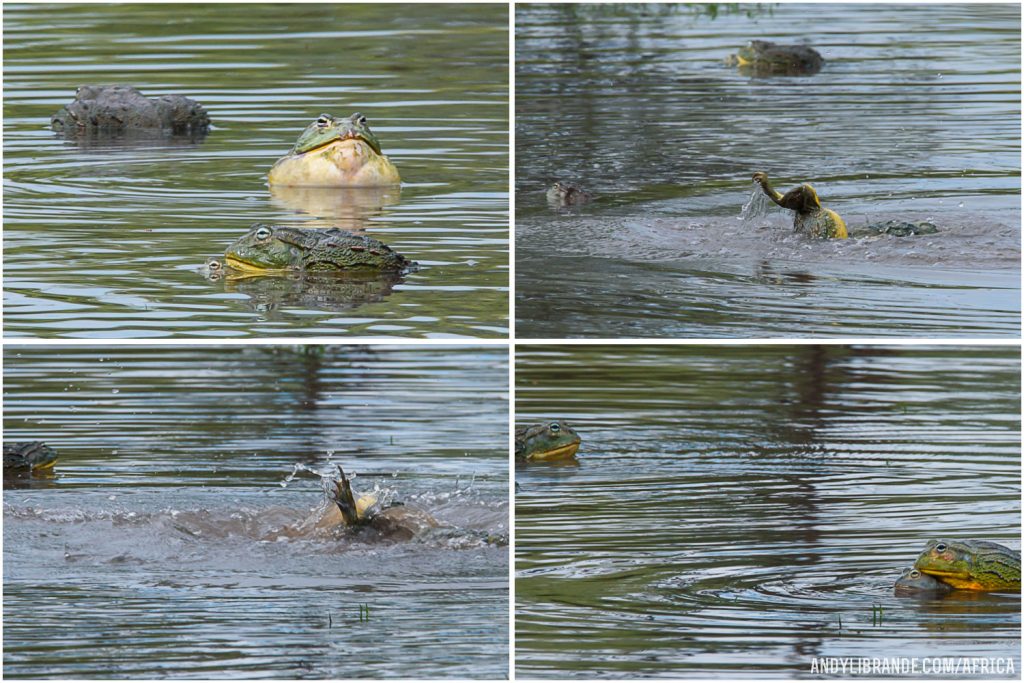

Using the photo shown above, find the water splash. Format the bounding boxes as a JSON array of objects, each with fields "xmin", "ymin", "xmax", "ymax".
[{"xmin": 739, "ymin": 181, "xmax": 777, "ymax": 223}]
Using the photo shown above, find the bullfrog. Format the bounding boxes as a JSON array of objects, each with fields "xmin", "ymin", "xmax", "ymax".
[
  {"xmin": 546, "ymin": 181, "xmax": 593, "ymax": 207},
  {"xmin": 893, "ymin": 567, "xmax": 954, "ymax": 597},
  {"xmin": 752, "ymin": 171, "xmax": 848, "ymax": 239},
  {"xmin": 515, "ymin": 421, "xmax": 581, "ymax": 463},
  {"xmin": 221, "ymin": 224, "xmax": 412, "ymax": 274},
  {"xmin": 307, "ymin": 466, "xmax": 439, "ymax": 541},
  {"xmin": 913, "ymin": 540, "xmax": 1021, "ymax": 591},
  {"xmin": 3, "ymin": 442, "xmax": 58, "ymax": 471},
  {"xmin": 268, "ymin": 113, "xmax": 401, "ymax": 187},
  {"xmin": 51, "ymin": 85, "xmax": 209, "ymax": 135},
  {"xmin": 726, "ymin": 40, "xmax": 824, "ymax": 76}
]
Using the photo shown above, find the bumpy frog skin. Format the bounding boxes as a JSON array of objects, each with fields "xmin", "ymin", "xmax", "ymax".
[
  {"xmin": 913, "ymin": 539, "xmax": 1021, "ymax": 591},
  {"xmin": 515, "ymin": 421, "xmax": 582, "ymax": 462},
  {"xmin": 51, "ymin": 85, "xmax": 210, "ymax": 135},
  {"xmin": 3, "ymin": 442, "xmax": 58, "ymax": 471},
  {"xmin": 268, "ymin": 113, "xmax": 401, "ymax": 187},
  {"xmin": 894, "ymin": 567, "xmax": 953, "ymax": 596},
  {"xmin": 726, "ymin": 40, "xmax": 824, "ymax": 75},
  {"xmin": 752, "ymin": 171, "xmax": 848, "ymax": 239},
  {"xmin": 223, "ymin": 224, "xmax": 411, "ymax": 273}
]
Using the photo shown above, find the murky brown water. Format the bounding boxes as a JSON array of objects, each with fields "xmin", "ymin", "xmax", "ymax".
[
  {"xmin": 4, "ymin": 346, "xmax": 509, "ymax": 678},
  {"xmin": 515, "ymin": 3, "xmax": 1020, "ymax": 338},
  {"xmin": 516, "ymin": 345, "xmax": 1020, "ymax": 678}
]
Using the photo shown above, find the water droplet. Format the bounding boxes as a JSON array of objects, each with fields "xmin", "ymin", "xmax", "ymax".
[{"xmin": 111, "ymin": 389, "xmax": 119, "ymax": 394}]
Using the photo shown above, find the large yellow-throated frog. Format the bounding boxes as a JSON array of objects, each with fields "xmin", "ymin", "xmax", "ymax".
[{"xmin": 268, "ymin": 113, "xmax": 401, "ymax": 187}]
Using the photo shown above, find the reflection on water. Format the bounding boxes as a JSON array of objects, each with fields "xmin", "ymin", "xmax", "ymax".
[
  {"xmin": 268, "ymin": 185, "xmax": 403, "ymax": 232},
  {"xmin": 211, "ymin": 269, "xmax": 407, "ymax": 316},
  {"xmin": 3, "ymin": 3, "xmax": 508, "ymax": 338},
  {"xmin": 516, "ymin": 345, "xmax": 1020, "ymax": 678},
  {"xmin": 515, "ymin": 3, "xmax": 1020, "ymax": 337},
  {"xmin": 3, "ymin": 346, "xmax": 508, "ymax": 679}
]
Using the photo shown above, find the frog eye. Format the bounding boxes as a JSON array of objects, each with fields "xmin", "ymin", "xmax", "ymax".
[
  {"xmin": 316, "ymin": 114, "xmax": 331, "ymax": 127},
  {"xmin": 909, "ymin": 570, "xmax": 921, "ymax": 578},
  {"xmin": 935, "ymin": 543, "xmax": 947, "ymax": 552},
  {"xmin": 549, "ymin": 422, "xmax": 560, "ymax": 432},
  {"xmin": 255, "ymin": 226, "xmax": 272, "ymax": 241},
  {"xmin": 355, "ymin": 113, "xmax": 368, "ymax": 126}
]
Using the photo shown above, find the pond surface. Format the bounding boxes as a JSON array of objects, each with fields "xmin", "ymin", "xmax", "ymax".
[
  {"xmin": 516, "ymin": 345, "xmax": 1020, "ymax": 678},
  {"xmin": 515, "ymin": 3, "xmax": 1020, "ymax": 338},
  {"xmin": 3, "ymin": 346, "xmax": 509, "ymax": 678},
  {"xmin": 4, "ymin": 3, "xmax": 508, "ymax": 338}
]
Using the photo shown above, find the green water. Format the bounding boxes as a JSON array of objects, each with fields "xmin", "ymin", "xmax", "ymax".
[
  {"xmin": 4, "ymin": 3, "xmax": 509, "ymax": 338},
  {"xmin": 516, "ymin": 345, "xmax": 1020, "ymax": 678}
]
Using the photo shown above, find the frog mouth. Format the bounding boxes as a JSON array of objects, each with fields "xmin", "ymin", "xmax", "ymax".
[
  {"xmin": 223, "ymin": 255, "xmax": 288, "ymax": 273},
  {"xmin": 306, "ymin": 133, "xmax": 381, "ymax": 156},
  {"xmin": 917, "ymin": 568, "xmax": 969, "ymax": 580},
  {"xmin": 529, "ymin": 441, "xmax": 581, "ymax": 462}
]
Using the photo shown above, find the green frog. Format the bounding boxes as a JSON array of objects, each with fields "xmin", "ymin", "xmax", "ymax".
[
  {"xmin": 726, "ymin": 40, "xmax": 824, "ymax": 76},
  {"xmin": 221, "ymin": 224, "xmax": 412, "ymax": 273},
  {"xmin": 752, "ymin": 171, "xmax": 848, "ymax": 239},
  {"xmin": 515, "ymin": 421, "xmax": 581, "ymax": 463},
  {"xmin": 3, "ymin": 442, "xmax": 58, "ymax": 471},
  {"xmin": 268, "ymin": 113, "xmax": 401, "ymax": 187},
  {"xmin": 913, "ymin": 540, "xmax": 1021, "ymax": 591},
  {"xmin": 893, "ymin": 567, "xmax": 954, "ymax": 596}
]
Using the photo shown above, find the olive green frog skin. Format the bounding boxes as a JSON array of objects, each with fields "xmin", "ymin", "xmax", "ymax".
[
  {"xmin": 894, "ymin": 567, "xmax": 953, "ymax": 597},
  {"xmin": 223, "ymin": 224, "xmax": 412, "ymax": 274},
  {"xmin": 268, "ymin": 113, "xmax": 401, "ymax": 187},
  {"xmin": 913, "ymin": 540, "xmax": 1021, "ymax": 592},
  {"xmin": 752, "ymin": 172, "xmax": 848, "ymax": 239},
  {"xmin": 726, "ymin": 40, "xmax": 824, "ymax": 76},
  {"xmin": 3, "ymin": 442, "xmax": 58, "ymax": 471},
  {"xmin": 547, "ymin": 181, "xmax": 593, "ymax": 207},
  {"xmin": 515, "ymin": 421, "xmax": 581, "ymax": 463}
]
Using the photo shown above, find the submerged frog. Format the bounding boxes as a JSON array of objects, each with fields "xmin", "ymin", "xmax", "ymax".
[
  {"xmin": 3, "ymin": 442, "xmax": 58, "ymax": 471},
  {"xmin": 852, "ymin": 220, "xmax": 939, "ymax": 238},
  {"xmin": 268, "ymin": 113, "xmax": 401, "ymax": 187},
  {"xmin": 51, "ymin": 85, "xmax": 209, "ymax": 135},
  {"xmin": 894, "ymin": 567, "xmax": 954, "ymax": 597},
  {"xmin": 726, "ymin": 40, "xmax": 824, "ymax": 76},
  {"xmin": 221, "ymin": 224, "xmax": 412, "ymax": 274},
  {"xmin": 546, "ymin": 181, "xmax": 593, "ymax": 207},
  {"xmin": 752, "ymin": 171, "xmax": 848, "ymax": 239},
  {"xmin": 913, "ymin": 539, "xmax": 1021, "ymax": 592},
  {"xmin": 515, "ymin": 421, "xmax": 581, "ymax": 463}
]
